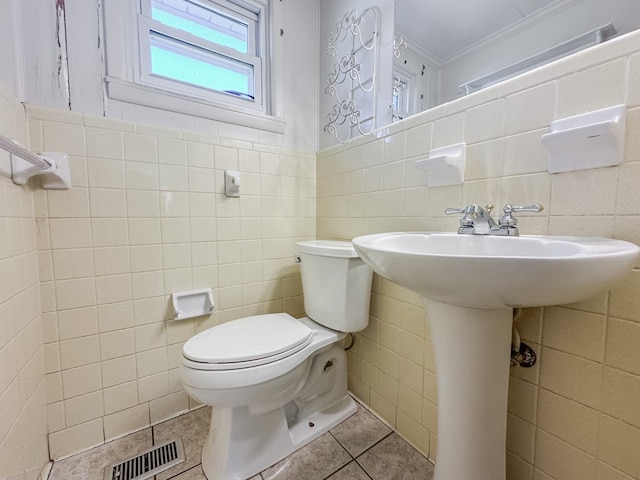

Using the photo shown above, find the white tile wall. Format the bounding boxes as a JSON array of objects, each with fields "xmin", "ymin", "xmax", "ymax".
[
  {"xmin": 25, "ymin": 104, "xmax": 316, "ymax": 459},
  {"xmin": 3, "ymin": 17, "xmax": 640, "ymax": 480},
  {"xmin": 0, "ymin": 85, "xmax": 49, "ymax": 478},
  {"xmin": 318, "ymin": 29, "xmax": 640, "ymax": 480}
]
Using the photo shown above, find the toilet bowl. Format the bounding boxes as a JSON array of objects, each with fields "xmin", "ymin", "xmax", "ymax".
[{"xmin": 179, "ymin": 241, "xmax": 373, "ymax": 480}]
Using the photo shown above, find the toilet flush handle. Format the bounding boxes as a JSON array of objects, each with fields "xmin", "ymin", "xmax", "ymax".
[{"xmin": 294, "ymin": 255, "xmax": 301, "ymax": 263}]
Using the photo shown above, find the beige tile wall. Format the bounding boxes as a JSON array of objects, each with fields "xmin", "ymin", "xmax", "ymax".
[
  {"xmin": 317, "ymin": 30, "xmax": 640, "ymax": 480},
  {"xmin": 5, "ymin": 20, "xmax": 640, "ymax": 479},
  {"xmin": 0, "ymin": 87, "xmax": 49, "ymax": 478},
  {"xmin": 27, "ymin": 105, "xmax": 316, "ymax": 459}
]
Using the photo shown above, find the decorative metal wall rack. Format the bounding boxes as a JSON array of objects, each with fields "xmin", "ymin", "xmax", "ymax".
[{"xmin": 323, "ymin": 7, "xmax": 380, "ymax": 144}]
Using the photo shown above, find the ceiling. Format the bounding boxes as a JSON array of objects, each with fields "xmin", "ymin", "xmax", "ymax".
[{"xmin": 395, "ymin": 0, "xmax": 570, "ymax": 61}]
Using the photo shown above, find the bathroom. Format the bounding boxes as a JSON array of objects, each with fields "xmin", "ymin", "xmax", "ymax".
[{"xmin": 1, "ymin": 0, "xmax": 640, "ymax": 479}]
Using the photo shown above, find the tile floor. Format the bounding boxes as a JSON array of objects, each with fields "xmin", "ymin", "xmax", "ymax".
[{"xmin": 48, "ymin": 397, "xmax": 435, "ymax": 480}]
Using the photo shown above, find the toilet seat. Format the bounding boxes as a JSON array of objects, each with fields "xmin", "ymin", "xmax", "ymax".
[
  {"xmin": 181, "ymin": 316, "xmax": 343, "ymax": 391},
  {"xmin": 183, "ymin": 313, "xmax": 316, "ymax": 371}
]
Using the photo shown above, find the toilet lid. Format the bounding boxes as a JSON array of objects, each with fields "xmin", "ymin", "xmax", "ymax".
[{"xmin": 183, "ymin": 313, "xmax": 315, "ymax": 369}]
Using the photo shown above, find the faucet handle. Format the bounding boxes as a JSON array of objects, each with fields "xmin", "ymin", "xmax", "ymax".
[
  {"xmin": 445, "ymin": 205, "xmax": 476, "ymax": 230},
  {"xmin": 499, "ymin": 203, "xmax": 544, "ymax": 229},
  {"xmin": 504, "ymin": 203, "xmax": 544, "ymax": 214},
  {"xmin": 444, "ymin": 207, "xmax": 465, "ymax": 215},
  {"xmin": 445, "ymin": 204, "xmax": 479, "ymax": 215}
]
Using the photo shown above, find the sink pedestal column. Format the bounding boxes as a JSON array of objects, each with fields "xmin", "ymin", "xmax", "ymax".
[{"xmin": 423, "ymin": 299, "xmax": 513, "ymax": 480}]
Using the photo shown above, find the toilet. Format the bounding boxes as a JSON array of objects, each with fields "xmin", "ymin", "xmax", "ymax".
[{"xmin": 179, "ymin": 240, "xmax": 373, "ymax": 480}]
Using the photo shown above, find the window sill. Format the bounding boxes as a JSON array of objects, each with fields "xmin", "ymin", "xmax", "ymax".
[{"xmin": 106, "ymin": 77, "xmax": 285, "ymax": 134}]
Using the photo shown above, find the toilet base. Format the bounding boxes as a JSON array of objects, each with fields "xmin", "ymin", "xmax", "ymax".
[
  {"xmin": 199, "ymin": 343, "xmax": 355, "ymax": 480},
  {"xmin": 201, "ymin": 394, "xmax": 356, "ymax": 480}
]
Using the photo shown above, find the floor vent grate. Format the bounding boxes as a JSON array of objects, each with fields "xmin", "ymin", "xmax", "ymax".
[{"xmin": 104, "ymin": 437, "xmax": 185, "ymax": 480}]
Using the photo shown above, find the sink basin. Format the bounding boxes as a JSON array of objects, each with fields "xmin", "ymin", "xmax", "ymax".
[
  {"xmin": 352, "ymin": 232, "xmax": 639, "ymax": 309},
  {"xmin": 351, "ymin": 231, "xmax": 639, "ymax": 480}
]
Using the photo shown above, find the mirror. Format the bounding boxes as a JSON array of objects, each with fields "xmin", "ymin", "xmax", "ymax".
[{"xmin": 392, "ymin": 0, "xmax": 640, "ymax": 121}]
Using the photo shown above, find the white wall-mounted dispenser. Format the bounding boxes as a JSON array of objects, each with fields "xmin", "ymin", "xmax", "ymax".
[
  {"xmin": 415, "ymin": 143, "xmax": 466, "ymax": 187},
  {"xmin": 225, "ymin": 170, "xmax": 241, "ymax": 197},
  {"xmin": 172, "ymin": 288, "xmax": 215, "ymax": 320},
  {"xmin": 541, "ymin": 104, "xmax": 626, "ymax": 173}
]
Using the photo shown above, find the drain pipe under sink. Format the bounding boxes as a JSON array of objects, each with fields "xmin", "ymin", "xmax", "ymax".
[{"xmin": 511, "ymin": 308, "xmax": 536, "ymax": 368}]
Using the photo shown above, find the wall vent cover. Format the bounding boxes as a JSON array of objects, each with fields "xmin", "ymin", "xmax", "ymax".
[{"xmin": 103, "ymin": 437, "xmax": 185, "ymax": 480}]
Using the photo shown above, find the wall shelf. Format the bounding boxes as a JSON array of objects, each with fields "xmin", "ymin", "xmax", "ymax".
[
  {"xmin": 415, "ymin": 143, "xmax": 466, "ymax": 187},
  {"xmin": 541, "ymin": 104, "xmax": 626, "ymax": 173}
]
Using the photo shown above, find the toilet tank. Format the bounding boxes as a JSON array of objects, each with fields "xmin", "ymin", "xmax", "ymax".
[{"xmin": 296, "ymin": 240, "xmax": 373, "ymax": 332}]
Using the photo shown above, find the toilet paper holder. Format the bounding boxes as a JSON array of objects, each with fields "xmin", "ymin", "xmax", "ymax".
[{"xmin": 171, "ymin": 288, "xmax": 215, "ymax": 320}]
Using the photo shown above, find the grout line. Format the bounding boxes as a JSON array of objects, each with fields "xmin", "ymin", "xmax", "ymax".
[
  {"xmin": 353, "ymin": 458, "xmax": 375, "ymax": 480},
  {"xmin": 163, "ymin": 464, "xmax": 201, "ymax": 480},
  {"xmin": 151, "ymin": 421, "xmax": 156, "ymax": 446},
  {"xmin": 321, "ymin": 460, "xmax": 375, "ymax": 480},
  {"xmin": 328, "ymin": 430, "xmax": 353, "ymax": 459},
  {"xmin": 353, "ymin": 430, "xmax": 395, "ymax": 461}
]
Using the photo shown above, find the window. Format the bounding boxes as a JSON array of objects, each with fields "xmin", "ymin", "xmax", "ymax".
[
  {"xmin": 392, "ymin": 73, "xmax": 409, "ymax": 122},
  {"xmin": 103, "ymin": 0, "xmax": 284, "ymax": 132},
  {"xmin": 139, "ymin": 0, "xmax": 262, "ymax": 106}
]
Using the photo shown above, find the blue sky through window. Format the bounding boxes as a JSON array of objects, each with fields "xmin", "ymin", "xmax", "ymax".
[
  {"xmin": 152, "ymin": 7, "xmax": 248, "ymax": 54},
  {"xmin": 150, "ymin": 44, "xmax": 251, "ymax": 95}
]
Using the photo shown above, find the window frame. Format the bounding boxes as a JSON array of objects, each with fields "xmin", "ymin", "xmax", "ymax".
[
  {"xmin": 102, "ymin": 0, "xmax": 284, "ymax": 133},
  {"xmin": 391, "ymin": 70, "xmax": 410, "ymax": 122}
]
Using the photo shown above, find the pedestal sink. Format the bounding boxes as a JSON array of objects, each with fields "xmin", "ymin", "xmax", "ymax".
[{"xmin": 352, "ymin": 232, "xmax": 639, "ymax": 480}]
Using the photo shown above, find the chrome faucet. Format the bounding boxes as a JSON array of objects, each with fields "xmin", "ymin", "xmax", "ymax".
[{"xmin": 445, "ymin": 203, "xmax": 543, "ymax": 236}]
